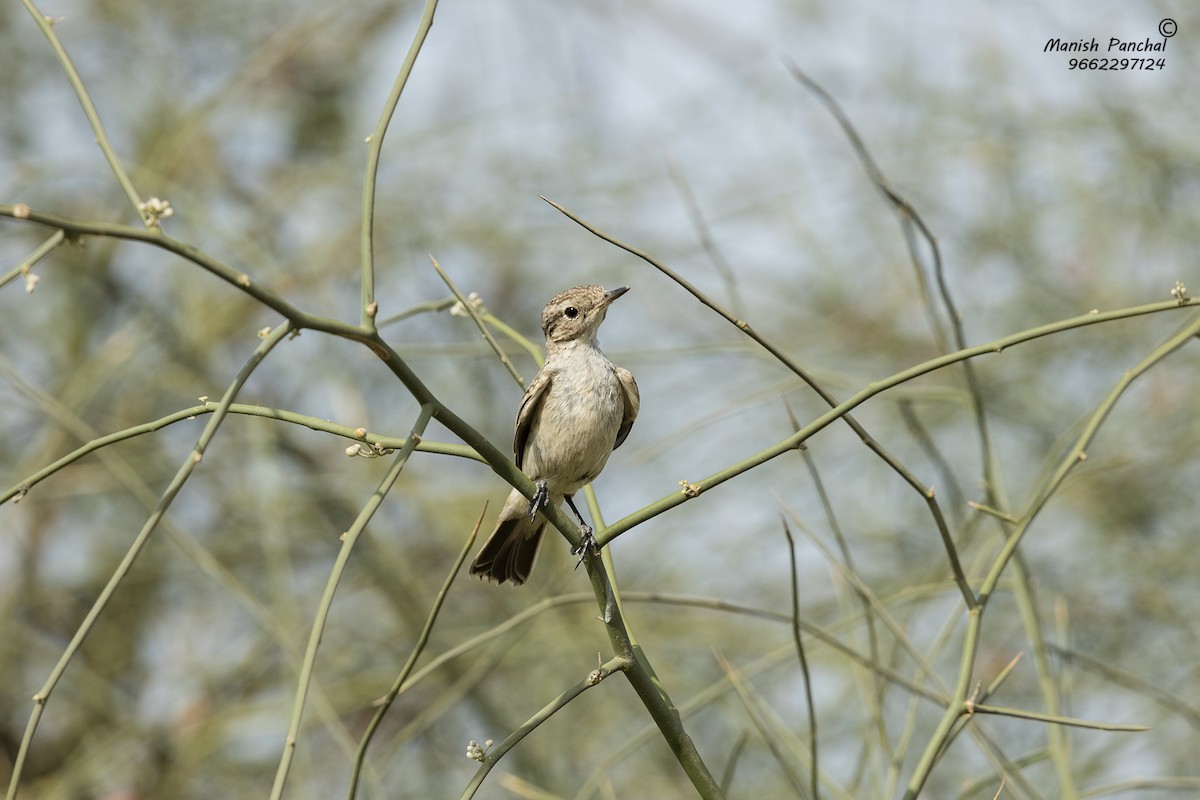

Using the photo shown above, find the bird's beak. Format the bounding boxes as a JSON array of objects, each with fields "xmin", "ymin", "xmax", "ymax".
[{"xmin": 602, "ymin": 286, "xmax": 630, "ymax": 307}]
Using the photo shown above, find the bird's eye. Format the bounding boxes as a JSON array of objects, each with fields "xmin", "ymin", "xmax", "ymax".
[{"xmin": 563, "ymin": 306, "xmax": 579, "ymax": 318}]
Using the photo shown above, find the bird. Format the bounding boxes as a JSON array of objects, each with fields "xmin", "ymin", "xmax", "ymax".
[{"xmin": 469, "ymin": 284, "xmax": 639, "ymax": 586}]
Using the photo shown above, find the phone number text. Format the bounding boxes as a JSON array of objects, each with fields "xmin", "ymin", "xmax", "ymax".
[{"xmin": 1069, "ymin": 57, "xmax": 1165, "ymax": 70}]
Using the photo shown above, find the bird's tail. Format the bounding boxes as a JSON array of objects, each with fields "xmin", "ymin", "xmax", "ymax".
[{"xmin": 469, "ymin": 489, "xmax": 552, "ymax": 586}]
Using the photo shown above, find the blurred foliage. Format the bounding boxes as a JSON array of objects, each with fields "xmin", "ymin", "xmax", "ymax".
[{"xmin": 2, "ymin": 0, "xmax": 1199, "ymax": 798}]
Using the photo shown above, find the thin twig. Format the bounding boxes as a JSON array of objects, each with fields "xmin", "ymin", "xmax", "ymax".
[
  {"xmin": 0, "ymin": 229, "xmax": 65, "ymax": 290},
  {"xmin": 666, "ymin": 157, "xmax": 745, "ymax": 317},
  {"xmin": 481, "ymin": 311, "xmax": 545, "ymax": 369},
  {"xmin": 713, "ymin": 648, "xmax": 810, "ymax": 797},
  {"xmin": 1012, "ymin": 555, "xmax": 1076, "ymax": 794},
  {"xmin": 1, "ymin": 399, "xmax": 480, "ymax": 506},
  {"xmin": 898, "ymin": 400, "xmax": 967, "ymax": 517},
  {"xmin": 430, "ymin": 254, "xmax": 526, "ymax": 387},
  {"xmin": 20, "ymin": 0, "xmax": 150, "ymax": 225},
  {"xmin": 775, "ymin": 497, "xmax": 950, "ymax": 695},
  {"xmin": 785, "ymin": 61, "xmax": 951, "ymax": 354},
  {"xmin": 270, "ymin": 404, "xmax": 436, "ymax": 800},
  {"xmin": 785, "ymin": 400, "xmax": 890, "ymax": 765},
  {"xmin": 782, "ymin": 518, "xmax": 820, "ymax": 800},
  {"xmin": 346, "ymin": 501, "xmax": 486, "ymax": 799},
  {"xmin": 1046, "ymin": 644, "xmax": 1200, "ymax": 732},
  {"xmin": 719, "ymin": 731, "xmax": 750, "ymax": 796},
  {"xmin": 377, "ymin": 296, "xmax": 458, "ymax": 326},
  {"xmin": 358, "ymin": 0, "xmax": 439, "ymax": 330},
  {"xmin": 970, "ymin": 704, "xmax": 1147, "ymax": 732},
  {"xmin": 461, "ymin": 656, "xmax": 629, "ymax": 798}
]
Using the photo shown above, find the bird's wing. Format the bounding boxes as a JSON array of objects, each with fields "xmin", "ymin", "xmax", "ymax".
[
  {"xmin": 613, "ymin": 366, "xmax": 639, "ymax": 451},
  {"xmin": 513, "ymin": 366, "xmax": 556, "ymax": 470}
]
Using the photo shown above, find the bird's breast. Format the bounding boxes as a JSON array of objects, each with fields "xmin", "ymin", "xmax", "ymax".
[{"xmin": 523, "ymin": 350, "xmax": 624, "ymax": 494}]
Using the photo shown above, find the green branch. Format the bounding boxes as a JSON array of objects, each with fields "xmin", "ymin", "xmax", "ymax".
[
  {"xmin": 19, "ymin": 0, "xmax": 150, "ymax": 225},
  {"xmin": 2, "ymin": 401, "xmax": 479, "ymax": 506},
  {"xmin": 594, "ymin": 298, "xmax": 1197, "ymax": 548},
  {"xmin": 359, "ymin": 0, "xmax": 439, "ymax": 329}
]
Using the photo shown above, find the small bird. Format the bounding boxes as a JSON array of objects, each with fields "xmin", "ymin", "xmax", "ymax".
[{"xmin": 470, "ymin": 284, "xmax": 639, "ymax": 586}]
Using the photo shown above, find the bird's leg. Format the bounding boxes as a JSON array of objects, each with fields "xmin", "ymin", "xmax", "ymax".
[
  {"xmin": 527, "ymin": 479, "xmax": 549, "ymax": 521},
  {"xmin": 564, "ymin": 494, "xmax": 598, "ymax": 558}
]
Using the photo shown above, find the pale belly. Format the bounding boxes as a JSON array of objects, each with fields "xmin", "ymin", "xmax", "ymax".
[{"xmin": 523, "ymin": 367, "xmax": 623, "ymax": 496}]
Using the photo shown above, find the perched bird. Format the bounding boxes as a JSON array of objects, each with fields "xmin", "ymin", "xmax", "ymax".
[{"xmin": 469, "ymin": 284, "xmax": 639, "ymax": 586}]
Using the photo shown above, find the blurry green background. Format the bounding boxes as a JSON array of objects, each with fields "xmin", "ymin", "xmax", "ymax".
[{"xmin": 2, "ymin": 0, "xmax": 1198, "ymax": 797}]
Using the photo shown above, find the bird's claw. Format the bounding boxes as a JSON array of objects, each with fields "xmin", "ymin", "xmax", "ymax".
[
  {"xmin": 526, "ymin": 480, "xmax": 549, "ymax": 521},
  {"xmin": 571, "ymin": 524, "xmax": 598, "ymax": 569}
]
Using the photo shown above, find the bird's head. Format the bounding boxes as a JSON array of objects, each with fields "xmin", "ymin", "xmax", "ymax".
[{"xmin": 540, "ymin": 284, "xmax": 628, "ymax": 344}]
